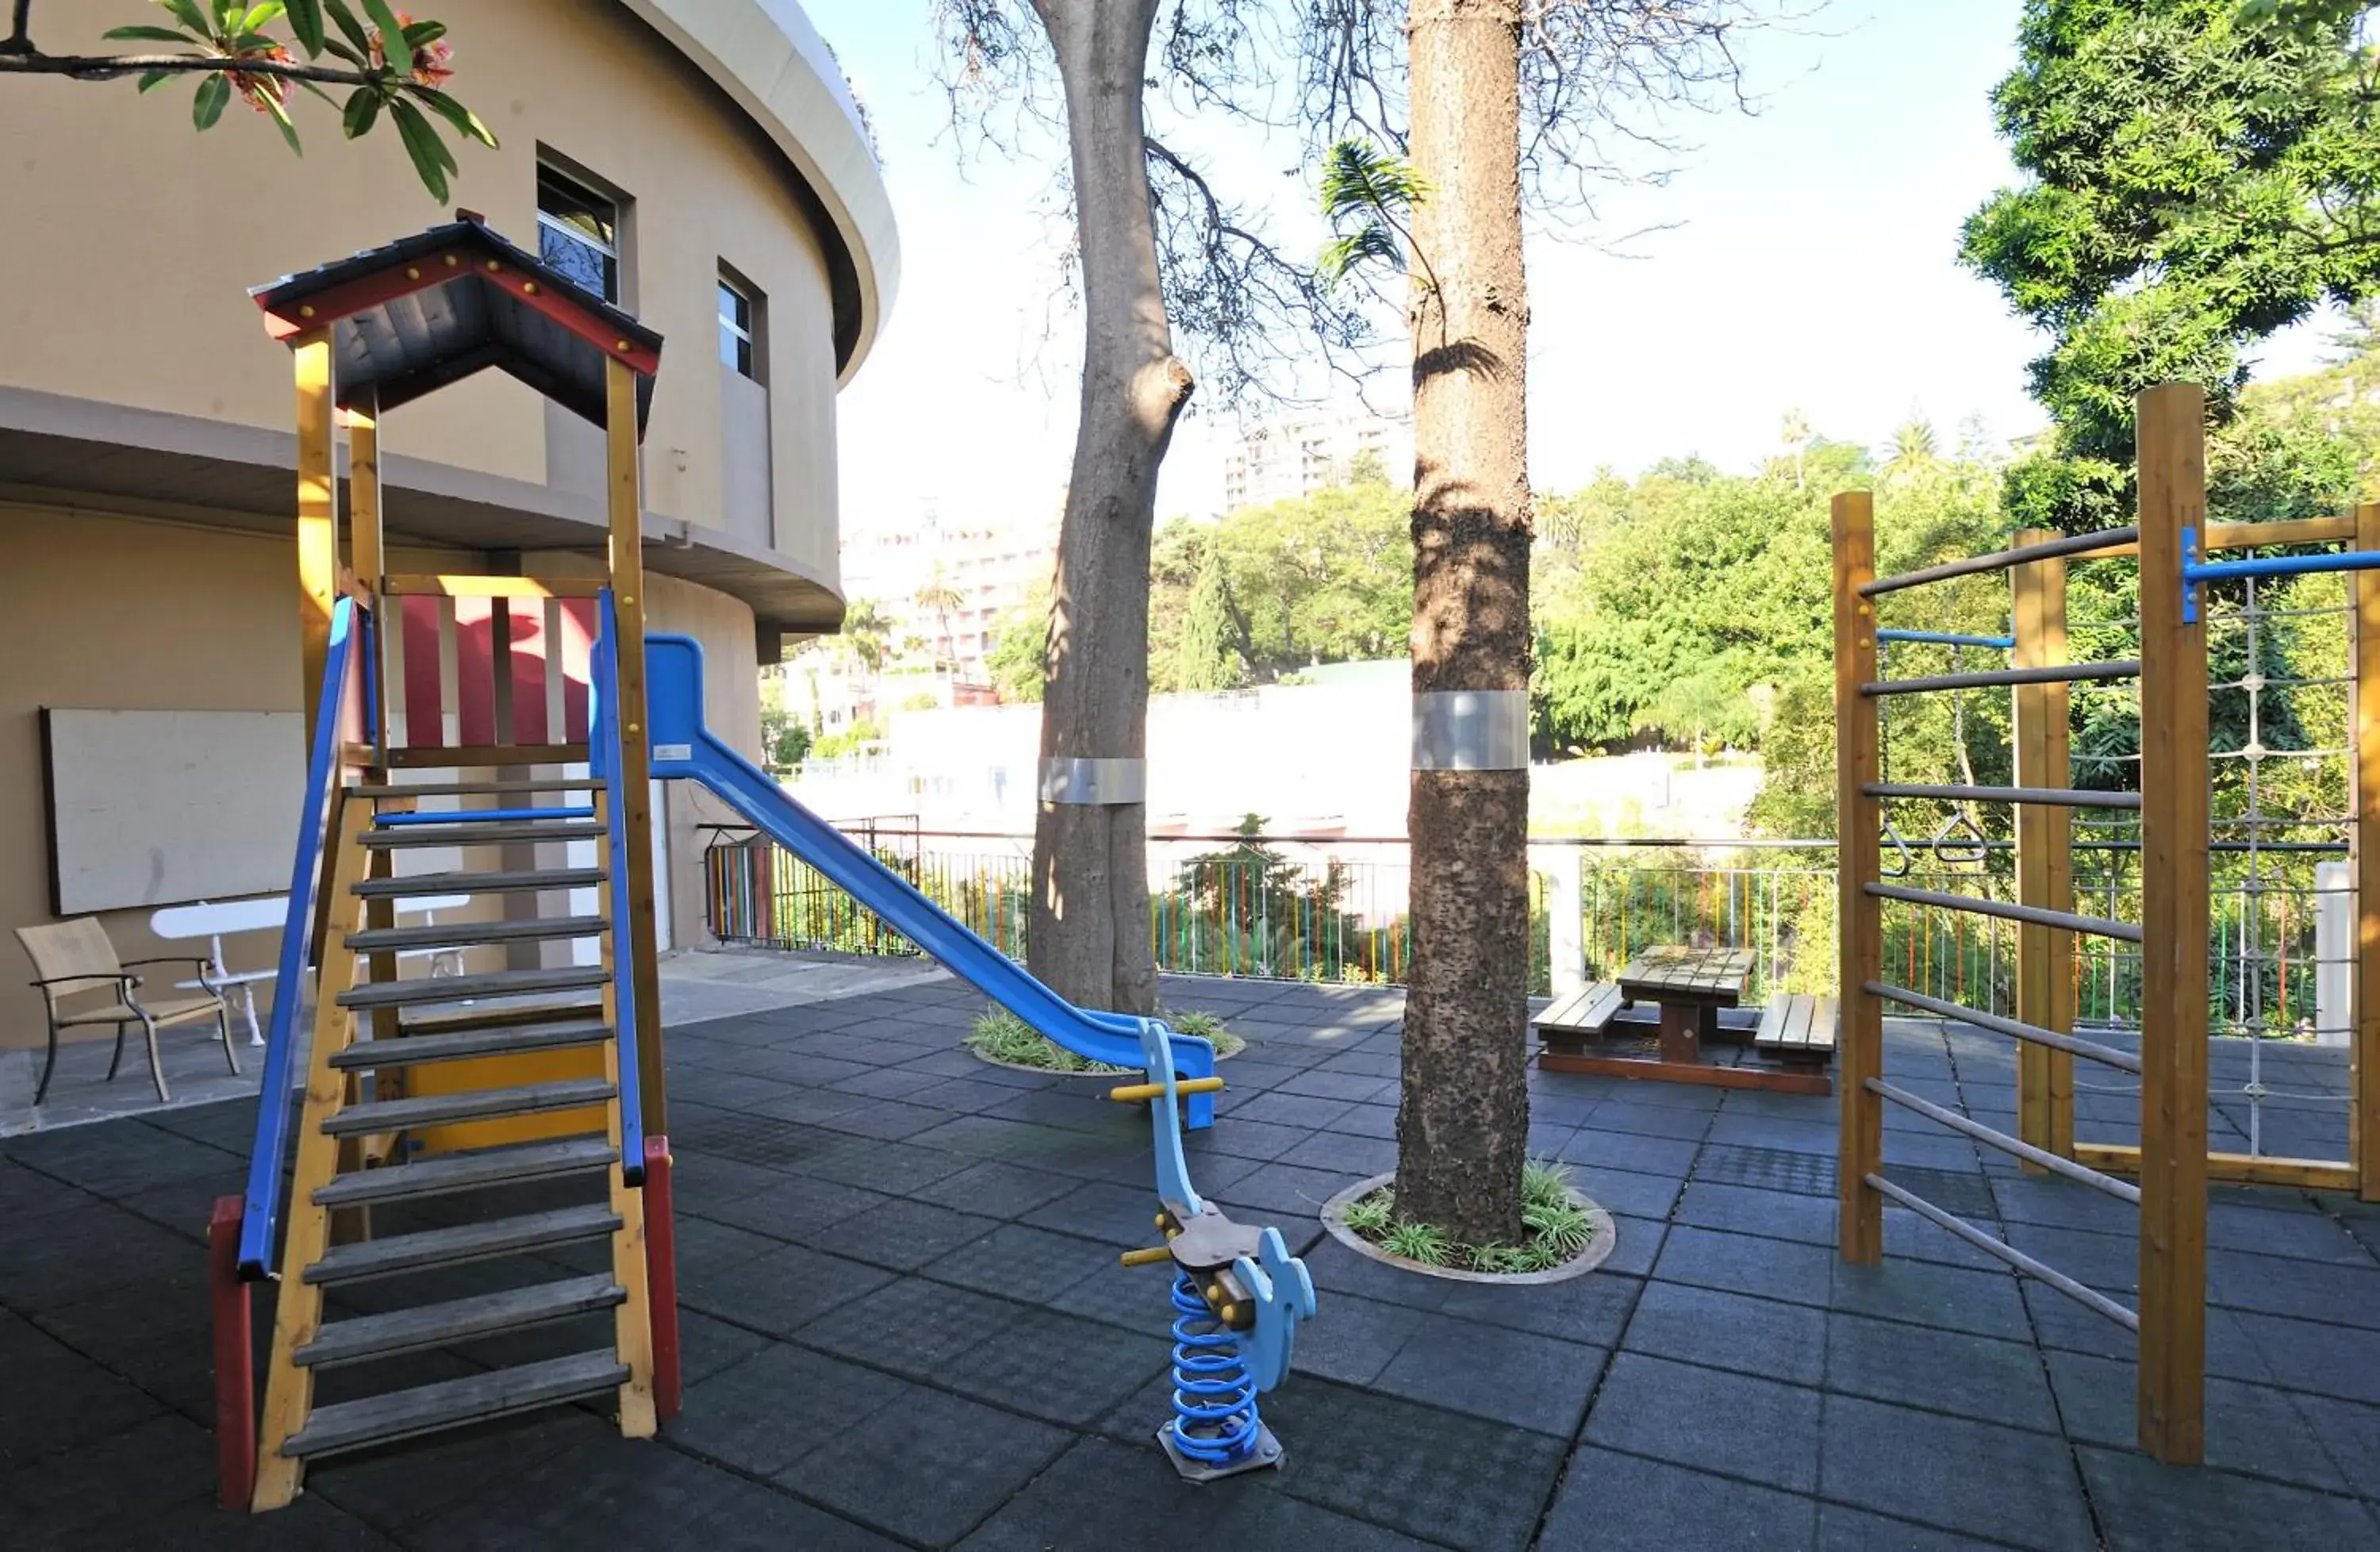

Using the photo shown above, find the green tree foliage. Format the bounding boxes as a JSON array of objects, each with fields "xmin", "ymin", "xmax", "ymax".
[
  {"xmin": 5, "ymin": 1, "xmax": 495, "ymax": 200},
  {"xmin": 1146, "ymin": 478, "xmax": 1411, "ymax": 687},
  {"xmin": 983, "ymin": 585, "xmax": 1050, "ymax": 704},
  {"xmin": 1960, "ymin": 0, "xmax": 2380, "ymax": 530},
  {"xmin": 1173, "ymin": 544, "xmax": 1243, "ymax": 692}
]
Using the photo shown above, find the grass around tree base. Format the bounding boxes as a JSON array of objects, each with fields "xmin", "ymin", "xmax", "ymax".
[
  {"xmin": 965, "ymin": 1006, "xmax": 1245, "ymax": 1074},
  {"xmin": 1341, "ymin": 1159, "xmax": 1599, "ymax": 1275}
]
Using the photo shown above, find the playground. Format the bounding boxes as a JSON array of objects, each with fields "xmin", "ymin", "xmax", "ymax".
[
  {"xmin": 6, "ymin": 973, "xmax": 2378, "ymax": 1547},
  {"xmin": 10, "ymin": 193, "xmax": 2380, "ymax": 1546}
]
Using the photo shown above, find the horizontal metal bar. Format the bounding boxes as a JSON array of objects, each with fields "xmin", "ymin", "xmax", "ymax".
[
  {"xmin": 2186, "ymin": 549, "xmax": 2380, "ymax": 585},
  {"xmin": 1864, "ymin": 1174, "xmax": 2139, "ymax": 1332},
  {"xmin": 1861, "ymin": 526, "xmax": 2140, "ymax": 597},
  {"xmin": 1864, "ymin": 883, "xmax": 2143, "ymax": 943},
  {"xmin": 1868, "ymin": 1079, "xmax": 2140, "ymax": 1203},
  {"xmin": 1863, "ymin": 661, "xmax": 2140, "ymax": 697},
  {"xmin": 1875, "ymin": 629, "xmax": 2017, "ymax": 649},
  {"xmin": 1864, "ymin": 982, "xmax": 2144, "ymax": 1074},
  {"xmin": 1864, "ymin": 782, "xmax": 2143, "ymax": 811}
]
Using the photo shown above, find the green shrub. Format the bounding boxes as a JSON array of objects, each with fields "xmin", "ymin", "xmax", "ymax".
[{"xmin": 1343, "ymin": 1158, "xmax": 1598, "ymax": 1276}]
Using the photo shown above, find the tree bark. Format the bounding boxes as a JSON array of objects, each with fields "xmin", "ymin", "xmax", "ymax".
[
  {"xmin": 1026, "ymin": 0, "xmax": 1192, "ymax": 1014},
  {"xmin": 1395, "ymin": 0, "xmax": 1533, "ymax": 1247}
]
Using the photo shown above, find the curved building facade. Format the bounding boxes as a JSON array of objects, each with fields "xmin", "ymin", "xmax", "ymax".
[{"xmin": 0, "ymin": 0, "xmax": 896, "ymax": 1066}]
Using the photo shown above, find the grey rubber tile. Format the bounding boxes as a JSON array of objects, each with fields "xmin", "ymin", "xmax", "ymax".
[
  {"xmin": 1373, "ymin": 1320, "xmax": 1605, "ymax": 1435},
  {"xmin": 1653, "ymin": 1223, "xmax": 1835, "ymax": 1307},
  {"xmin": 1624, "ymin": 1280, "xmax": 1828, "ymax": 1387},
  {"xmin": 1824, "ymin": 1313, "xmax": 2061, "ymax": 1435},
  {"xmin": 1540, "ymin": 1446, "xmax": 1818, "ymax": 1550},
  {"xmin": 671, "ymin": 1342, "xmax": 912, "ymax": 1477},
  {"xmin": 2076, "ymin": 1446, "xmax": 2380, "ymax": 1552},
  {"xmin": 1829, "ymin": 1258, "xmax": 2033, "ymax": 1343},
  {"xmin": 1584, "ymin": 1353, "xmax": 1821, "ymax": 1492},
  {"xmin": 1818, "ymin": 1394, "xmax": 2094, "ymax": 1550},
  {"xmin": 777, "ymin": 1384, "xmax": 1070, "ymax": 1547},
  {"xmin": 910, "ymin": 1158, "xmax": 1086, "ymax": 1220},
  {"xmin": 2046, "ymin": 1348, "xmax": 2349, "ymax": 1492}
]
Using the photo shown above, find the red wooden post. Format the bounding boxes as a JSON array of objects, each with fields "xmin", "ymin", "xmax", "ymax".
[
  {"xmin": 643, "ymin": 1136, "xmax": 683, "ymax": 1419},
  {"xmin": 209, "ymin": 1196, "xmax": 255, "ymax": 1511}
]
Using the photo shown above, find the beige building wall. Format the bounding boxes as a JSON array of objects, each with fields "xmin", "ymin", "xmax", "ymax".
[{"xmin": 0, "ymin": 0, "xmax": 846, "ymax": 582}]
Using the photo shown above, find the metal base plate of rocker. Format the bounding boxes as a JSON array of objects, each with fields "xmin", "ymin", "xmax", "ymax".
[{"xmin": 1157, "ymin": 1421, "xmax": 1284, "ymax": 1483}]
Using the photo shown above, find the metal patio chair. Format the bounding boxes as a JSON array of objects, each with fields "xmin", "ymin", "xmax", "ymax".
[{"xmin": 16, "ymin": 918, "xmax": 240, "ymax": 1104}]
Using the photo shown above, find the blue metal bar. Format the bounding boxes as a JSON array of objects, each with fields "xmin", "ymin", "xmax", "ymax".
[
  {"xmin": 238, "ymin": 598, "xmax": 361, "ymax": 1280},
  {"xmin": 1875, "ymin": 628, "xmax": 2016, "ymax": 649},
  {"xmin": 594, "ymin": 589, "xmax": 646, "ymax": 1186},
  {"xmin": 2181, "ymin": 524, "xmax": 2380, "ymax": 622},
  {"xmin": 374, "ymin": 806, "xmax": 596, "ymax": 827}
]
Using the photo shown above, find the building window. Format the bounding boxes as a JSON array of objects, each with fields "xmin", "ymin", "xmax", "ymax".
[
  {"xmin": 537, "ymin": 165, "xmax": 620, "ymax": 302},
  {"xmin": 718, "ymin": 275, "xmax": 758, "ymax": 378}
]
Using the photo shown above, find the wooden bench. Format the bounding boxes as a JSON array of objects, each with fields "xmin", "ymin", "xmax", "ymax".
[
  {"xmin": 1533, "ymin": 981, "xmax": 1626, "ymax": 1057},
  {"xmin": 1754, "ymin": 993, "xmax": 1838, "ymax": 1061}
]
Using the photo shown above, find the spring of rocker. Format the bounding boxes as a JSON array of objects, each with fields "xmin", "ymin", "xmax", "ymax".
[{"xmin": 1113, "ymin": 1019, "xmax": 1317, "ymax": 1481}]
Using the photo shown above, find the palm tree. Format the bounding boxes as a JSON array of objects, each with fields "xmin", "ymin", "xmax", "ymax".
[
  {"xmin": 1883, "ymin": 417, "xmax": 1938, "ymax": 480},
  {"xmin": 913, "ymin": 567, "xmax": 965, "ymax": 670},
  {"xmin": 1779, "ymin": 408, "xmax": 1813, "ymax": 490},
  {"xmin": 839, "ymin": 597, "xmax": 892, "ymax": 675}
]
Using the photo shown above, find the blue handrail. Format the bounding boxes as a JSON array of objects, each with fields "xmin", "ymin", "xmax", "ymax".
[
  {"xmin": 2179, "ymin": 526, "xmax": 2380, "ymax": 621},
  {"xmin": 238, "ymin": 598, "xmax": 365, "ymax": 1280},
  {"xmin": 593, "ymin": 589, "xmax": 647, "ymax": 1185}
]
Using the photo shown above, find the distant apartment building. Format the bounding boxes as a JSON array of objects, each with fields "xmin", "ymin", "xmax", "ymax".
[
  {"xmin": 1221, "ymin": 407, "xmax": 1411, "ymax": 512},
  {"xmin": 839, "ymin": 508, "xmax": 1058, "ymax": 680}
]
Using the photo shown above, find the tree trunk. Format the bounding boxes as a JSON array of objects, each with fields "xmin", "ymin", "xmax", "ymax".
[
  {"xmin": 1395, "ymin": 0, "xmax": 1533, "ymax": 1247},
  {"xmin": 1026, "ymin": 0, "xmax": 1192, "ymax": 1014}
]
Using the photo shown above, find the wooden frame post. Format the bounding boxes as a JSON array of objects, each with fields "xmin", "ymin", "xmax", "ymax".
[
  {"xmin": 347, "ymin": 396, "xmax": 387, "ymax": 758},
  {"xmin": 1834, "ymin": 491, "xmax": 1885, "ymax": 1264},
  {"xmin": 2013, "ymin": 531, "xmax": 2076, "ymax": 1166},
  {"xmin": 605, "ymin": 357, "xmax": 667, "ymax": 1138},
  {"xmin": 294, "ymin": 332, "xmax": 340, "ymax": 751},
  {"xmin": 2355, "ymin": 501, "xmax": 2380, "ymax": 1201},
  {"xmin": 2136, "ymin": 382, "xmax": 2209, "ymax": 1465}
]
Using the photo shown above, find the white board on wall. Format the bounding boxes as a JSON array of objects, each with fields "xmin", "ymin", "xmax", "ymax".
[{"xmin": 41, "ymin": 708, "xmax": 303, "ymax": 915}]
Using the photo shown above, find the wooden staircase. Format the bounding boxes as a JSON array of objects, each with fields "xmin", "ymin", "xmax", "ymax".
[{"xmin": 251, "ymin": 770, "xmax": 654, "ymax": 1511}]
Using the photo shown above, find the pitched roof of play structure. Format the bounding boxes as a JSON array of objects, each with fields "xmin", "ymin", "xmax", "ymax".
[{"xmin": 248, "ymin": 214, "xmax": 663, "ymax": 435}]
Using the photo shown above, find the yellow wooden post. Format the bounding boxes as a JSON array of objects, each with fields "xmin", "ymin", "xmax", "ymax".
[
  {"xmin": 347, "ymin": 397, "xmax": 387, "ymax": 761},
  {"xmin": 593, "ymin": 783, "xmax": 658, "ymax": 1437},
  {"xmin": 605, "ymin": 356, "xmax": 667, "ymax": 1137},
  {"xmin": 2013, "ymin": 531, "xmax": 2076, "ymax": 1165},
  {"xmin": 2355, "ymin": 501, "xmax": 2380, "ymax": 1202},
  {"xmin": 251, "ymin": 789, "xmax": 372, "ymax": 1510},
  {"xmin": 1834, "ymin": 491, "xmax": 1884, "ymax": 1264},
  {"xmin": 294, "ymin": 332, "xmax": 339, "ymax": 749},
  {"xmin": 2135, "ymin": 382, "xmax": 2209, "ymax": 1466}
]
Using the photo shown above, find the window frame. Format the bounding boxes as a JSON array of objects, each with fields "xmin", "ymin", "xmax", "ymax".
[
  {"xmin": 717, "ymin": 263, "xmax": 765, "ymax": 383},
  {"xmin": 535, "ymin": 161, "xmax": 624, "ymax": 305}
]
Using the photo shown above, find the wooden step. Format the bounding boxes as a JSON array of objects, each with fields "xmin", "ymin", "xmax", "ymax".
[
  {"xmin": 328, "ymin": 1019, "xmax": 614, "ymax": 1073},
  {"xmin": 320, "ymin": 1078, "xmax": 616, "ymax": 1137},
  {"xmin": 295, "ymin": 1275, "xmax": 626, "ymax": 1369},
  {"xmin": 345, "ymin": 916, "xmax": 608, "ymax": 954},
  {"xmin": 355, "ymin": 778, "xmax": 605, "ymax": 797},
  {"xmin": 399, "ymin": 1001, "xmax": 608, "ymax": 1038},
  {"xmin": 313, "ymin": 1135, "xmax": 617, "ymax": 1208},
  {"xmin": 338, "ymin": 966, "xmax": 611, "ymax": 1012},
  {"xmin": 280, "ymin": 1350, "xmax": 630, "ymax": 1459},
  {"xmin": 304, "ymin": 1204, "xmax": 622, "ymax": 1285},
  {"xmin": 363, "ymin": 820, "xmax": 605, "ymax": 849},
  {"xmin": 353, "ymin": 868, "xmax": 605, "ymax": 900}
]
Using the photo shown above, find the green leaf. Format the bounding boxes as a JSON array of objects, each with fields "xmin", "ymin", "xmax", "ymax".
[
  {"xmin": 401, "ymin": 20, "xmax": 446, "ymax": 48},
  {"xmin": 192, "ymin": 73, "xmax": 232, "ymax": 130},
  {"xmin": 102, "ymin": 25, "xmax": 202, "ymax": 42},
  {"xmin": 320, "ymin": 36, "xmax": 366, "ymax": 65},
  {"xmin": 411, "ymin": 89, "xmax": 497, "ymax": 149},
  {"xmin": 259, "ymin": 85, "xmax": 303, "ymax": 156},
  {"xmin": 159, "ymin": 0, "xmax": 213, "ymax": 36},
  {"xmin": 359, "ymin": 0, "xmax": 406, "ymax": 48},
  {"xmin": 295, "ymin": 78, "xmax": 337, "ymax": 106},
  {"xmin": 240, "ymin": 2, "xmax": 288, "ymax": 31},
  {"xmin": 341, "ymin": 86, "xmax": 381, "ymax": 139},
  {"xmin": 137, "ymin": 69, "xmax": 177, "ymax": 93},
  {"xmin": 388, "ymin": 98, "xmax": 451, "ymax": 202},
  {"xmin": 283, "ymin": 0, "xmax": 325, "ymax": 53},
  {"xmin": 321, "ymin": 0, "xmax": 370, "ymax": 52}
]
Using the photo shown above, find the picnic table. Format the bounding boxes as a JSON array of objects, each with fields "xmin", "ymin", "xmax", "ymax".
[{"xmin": 1616, "ymin": 945, "xmax": 1753, "ymax": 1066}]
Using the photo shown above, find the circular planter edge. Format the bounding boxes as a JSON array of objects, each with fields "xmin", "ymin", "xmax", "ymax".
[
  {"xmin": 966, "ymin": 1038, "xmax": 1247, "ymax": 1085},
  {"xmin": 1319, "ymin": 1172, "xmax": 1618, "ymax": 1286}
]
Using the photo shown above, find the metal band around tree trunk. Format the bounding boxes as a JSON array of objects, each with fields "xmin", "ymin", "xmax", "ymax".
[
  {"xmin": 1038, "ymin": 756, "xmax": 1147, "ymax": 805},
  {"xmin": 1411, "ymin": 690, "xmax": 1529, "ymax": 770}
]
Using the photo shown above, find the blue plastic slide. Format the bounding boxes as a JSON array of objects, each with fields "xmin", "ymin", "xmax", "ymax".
[{"xmin": 643, "ymin": 632, "xmax": 1218, "ymax": 1128}]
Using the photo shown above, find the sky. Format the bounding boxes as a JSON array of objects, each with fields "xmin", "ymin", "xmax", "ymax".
[{"xmin": 811, "ymin": 2, "xmax": 2340, "ymax": 536}]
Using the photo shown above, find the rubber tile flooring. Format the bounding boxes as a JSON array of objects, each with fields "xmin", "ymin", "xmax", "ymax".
[{"xmin": 5, "ymin": 974, "xmax": 2380, "ymax": 1550}]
